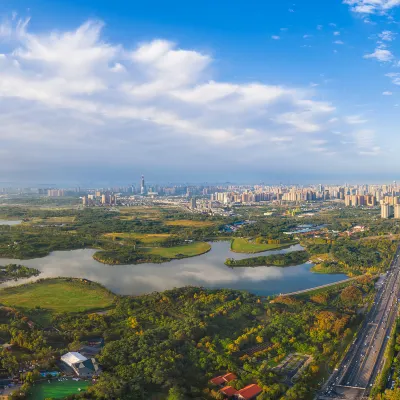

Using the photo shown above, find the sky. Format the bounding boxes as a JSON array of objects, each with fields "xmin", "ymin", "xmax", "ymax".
[{"xmin": 0, "ymin": 0, "xmax": 400, "ymax": 185}]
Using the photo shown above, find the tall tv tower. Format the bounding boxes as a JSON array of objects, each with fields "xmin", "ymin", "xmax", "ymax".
[{"xmin": 140, "ymin": 175, "xmax": 146, "ymax": 195}]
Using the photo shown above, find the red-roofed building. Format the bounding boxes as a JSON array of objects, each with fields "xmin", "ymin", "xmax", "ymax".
[
  {"xmin": 210, "ymin": 372, "xmax": 237, "ymax": 387},
  {"xmin": 220, "ymin": 386, "xmax": 238, "ymax": 398},
  {"xmin": 222, "ymin": 373, "xmax": 237, "ymax": 382},
  {"xmin": 236, "ymin": 384, "xmax": 262, "ymax": 400},
  {"xmin": 210, "ymin": 376, "xmax": 225, "ymax": 386}
]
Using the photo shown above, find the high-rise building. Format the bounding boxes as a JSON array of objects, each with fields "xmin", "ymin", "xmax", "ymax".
[
  {"xmin": 381, "ymin": 203, "xmax": 392, "ymax": 219},
  {"xmin": 47, "ymin": 189, "xmax": 65, "ymax": 197},
  {"xmin": 82, "ymin": 196, "xmax": 88, "ymax": 206},
  {"xmin": 140, "ymin": 175, "xmax": 146, "ymax": 195},
  {"xmin": 190, "ymin": 198, "xmax": 197, "ymax": 209},
  {"xmin": 395, "ymin": 204, "xmax": 400, "ymax": 219}
]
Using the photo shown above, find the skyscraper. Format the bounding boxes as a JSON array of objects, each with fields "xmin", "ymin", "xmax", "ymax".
[
  {"xmin": 140, "ymin": 175, "xmax": 146, "ymax": 195},
  {"xmin": 381, "ymin": 203, "xmax": 392, "ymax": 219}
]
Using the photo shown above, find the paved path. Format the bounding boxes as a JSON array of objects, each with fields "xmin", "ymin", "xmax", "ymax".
[{"xmin": 276, "ymin": 276, "xmax": 358, "ymax": 297}]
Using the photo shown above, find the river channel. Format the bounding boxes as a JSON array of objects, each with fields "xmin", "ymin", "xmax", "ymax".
[{"xmin": 0, "ymin": 240, "xmax": 347, "ymax": 296}]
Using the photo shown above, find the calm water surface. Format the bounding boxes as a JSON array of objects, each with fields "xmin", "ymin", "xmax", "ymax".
[
  {"xmin": 0, "ymin": 219, "xmax": 22, "ymax": 226},
  {"xmin": 0, "ymin": 242, "xmax": 347, "ymax": 296}
]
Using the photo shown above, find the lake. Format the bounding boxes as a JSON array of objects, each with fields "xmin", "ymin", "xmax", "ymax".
[
  {"xmin": 0, "ymin": 242, "xmax": 347, "ymax": 296},
  {"xmin": 0, "ymin": 219, "xmax": 22, "ymax": 226}
]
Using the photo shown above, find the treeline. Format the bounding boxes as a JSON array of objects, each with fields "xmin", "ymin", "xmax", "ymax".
[
  {"xmin": 0, "ymin": 228, "xmax": 93, "ymax": 259},
  {"xmin": 225, "ymin": 250, "xmax": 309, "ymax": 267}
]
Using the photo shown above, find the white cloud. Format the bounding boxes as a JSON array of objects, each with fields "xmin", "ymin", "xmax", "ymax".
[
  {"xmin": 334, "ymin": 40, "xmax": 344, "ymax": 45},
  {"xmin": 386, "ymin": 72, "xmax": 400, "ymax": 85},
  {"xmin": 317, "ymin": 25, "xmax": 323, "ymax": 30},
  {"xmin": 379, "ymin": 30, "xmax": 396, "ymax": 41},
  {"xmin": 271, "ymin": 35, "xmax": 280, "ymax": 40},
  {"xmin": 334, "ymin": 31, "xmax": 341, "ymax": 36},
  {"xmin": 382, "ymin": 91, "xmax": 393, "ymax": 95},
  {"xmin": 344, "ymin": 0, "xmax": 400, "ymax": 14},
  {"xmin": 0, "ymin": 17, "xmax": 375, "ymax": 179},
  {"xmin": 364, "ymin": 48, "xmax": 394, "ymax": 61},
  {"xmin": 353, "ymin": 129, "xmax": 380, "ymax": 155},
  {"xmin": 363, "ymin": 18, "xmax": 376, "ymax": 24},
  {"xmin": 270, "ymin": 136, "xmax": 293, "ymax": 143},
  {"xmin": 303, "ymin": 34, "xmax": 312, "ymax": 39},
  {"xmin": 346, "ymin": 115, "xmax": 368, "ymax": 124}
]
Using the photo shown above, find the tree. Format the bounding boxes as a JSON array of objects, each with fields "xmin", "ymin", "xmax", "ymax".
[
  {"xmin": 340, "ymin": 286, "xmax": 362, "ymax": 306},
  {"xmin": 167, "ymin": 386, "xmax": 186, "ymax": 400}
]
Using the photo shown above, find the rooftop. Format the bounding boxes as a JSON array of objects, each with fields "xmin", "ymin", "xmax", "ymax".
[
  {"xmin": 237, "ymin": 384, "xmax": 262, "ymax": 400},
  {"xmin": 61, "ymin": 352, "xmax": 87, "ymax": 365},
  {"xmin": 220, "ymin": 386, "xmax": 238, "ymax": 397}
]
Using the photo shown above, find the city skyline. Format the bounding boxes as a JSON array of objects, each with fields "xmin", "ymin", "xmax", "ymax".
[{"xmin": 1, "ymin": 1, "xmax": 400, "ymax": 183}]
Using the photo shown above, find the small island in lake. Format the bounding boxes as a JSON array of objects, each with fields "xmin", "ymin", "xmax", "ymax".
[
  {"xmin": 0, "ymin": 264, "xmax": 40, "ymax": 282},
  {"xmin": 225, "ymin": 250, "xmax": 309, "ymax": 267}
]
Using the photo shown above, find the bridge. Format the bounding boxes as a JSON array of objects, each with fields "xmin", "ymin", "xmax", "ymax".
[{"xmin": 273, "ymin": 276, "xmax": 362, "ymax": 298}]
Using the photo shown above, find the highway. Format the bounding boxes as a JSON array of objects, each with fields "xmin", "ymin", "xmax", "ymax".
[{"xmin": 318, "ymin": 248, "xmax": 400, "ymax": 399}]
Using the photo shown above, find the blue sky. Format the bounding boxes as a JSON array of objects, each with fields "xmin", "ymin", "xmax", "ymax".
[{"xmin": 0, "ymin": 0, "xmax": 399, "ymax": 185}]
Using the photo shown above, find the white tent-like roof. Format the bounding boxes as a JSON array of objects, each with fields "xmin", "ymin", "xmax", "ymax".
[{"xmin": 61, "ymin": 352, "xmax": 88, "ymax": 366}]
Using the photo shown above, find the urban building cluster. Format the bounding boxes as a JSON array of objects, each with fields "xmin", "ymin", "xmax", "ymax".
[
  {"xmin": 82, "ymin": 192, "xmax": 118, "ymax": 206},
  {"xmin": 6, "ymin": 181, "xmax": 400, "ymax": 219},
  {"xmin": 381, "ymin": 202, "xmax": 400, "ymax": 219},
  {"xmin": 344, "ymin": 195, "xmax": 376, "ymax": 207}
]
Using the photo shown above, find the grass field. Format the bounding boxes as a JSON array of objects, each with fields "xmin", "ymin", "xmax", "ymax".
[
  {"xmin": 28, "ymin": 379, "xmax": 90, "ymax": 400},
  {"xmin": 144, "ymin": 241, "xmax": 211, "ymax": 258},
  {"xmin": 104, "ymin": 232, "xmax": 172, "ymax": 244},
  {"xmin": 165, "ymin": 219, "xmax": 215, "ymax": 227},
  {"xmin": 0, "ymin": 279, "xmax": 115, "ymax": 315},
  {"xmin": 26, "ymin": 216, "xmax": 76, "ymax": 224},
  {"xmin": 231, "ymin": 238, "xmax": 296, "ymax": 253},
  {"xmin": 119, "ymin": 206, "xmax": 163, "ymax": 214}
]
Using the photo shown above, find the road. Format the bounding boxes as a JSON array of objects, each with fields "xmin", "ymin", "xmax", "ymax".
[{"xmin": 318, "ymin": 248, "xmax": 400, "ymax": 399}]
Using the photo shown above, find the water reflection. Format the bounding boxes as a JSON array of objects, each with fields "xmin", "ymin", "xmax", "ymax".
[
  {"xmin": 0, "ymin": 242, "xmax": 347, "ymax": 296},
  {"xmin": 0, "ymin": 220, "xmax": 22, "ymax": 226}
]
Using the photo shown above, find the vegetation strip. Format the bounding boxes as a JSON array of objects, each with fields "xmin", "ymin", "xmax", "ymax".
[{"xmin": 225, "ymin": 250, "xmax": 309, "ymax": 267}]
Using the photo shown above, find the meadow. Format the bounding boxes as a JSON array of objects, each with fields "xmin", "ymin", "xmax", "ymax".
[
  {"xmin": 0, "ymin": 278, "xmax": 115, "ymax": 315},
  {"xmin": 231, "ymin": 237, "xmax": 296, "ymax": 253},
  {"xmin": 28, "ymin": 379, "xmax": 90, "ymax": 400},
  {"xmin": 143, "ymin": 241, "xmax": 211, "ymax": 258}
]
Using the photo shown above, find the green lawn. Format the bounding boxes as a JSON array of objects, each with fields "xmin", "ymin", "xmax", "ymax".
[
  {"xmin": 0, "ymin": 279, "xmax": 115, "ymax": 315},
  {"xmin": 28, "ymin": 379, "xmax": 90, "ymax": 400},
  {"xmin": 103, "ymin": 232, "xmax": 172, "ymax": 244},
  {"xmin": 164, "ymin": 219, "xmax": 215, "ymax": 227},
  {"xmin": 231, "ymin": 238, "xmax": 296, "ymax": 253},
  {"xmin": 144, "ymin": 241, "xmax": 211, "ymax": 258}
]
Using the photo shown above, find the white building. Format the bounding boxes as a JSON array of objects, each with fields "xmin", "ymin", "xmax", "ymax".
[{"xmin": 61, "ymin": 352, "xmax": 100, "ymax": 377}]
